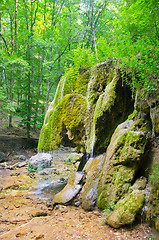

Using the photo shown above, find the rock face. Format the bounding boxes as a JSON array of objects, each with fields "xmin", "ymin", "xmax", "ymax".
[
  {"xmin": 97, "ymin": 118, "xmax": 149, "ymax": 210},
  {"xmin": 80, "ymin": 154, "xmax": 105, "ymax": 210},
  {"xmin": 38, "ymin": 61, "xmax": 134, "ymax": 155}
]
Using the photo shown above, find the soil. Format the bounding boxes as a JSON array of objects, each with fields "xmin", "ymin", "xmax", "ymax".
[{"xmin": 0, "ymin": 126, "xmax": 158, "ymax": 240}]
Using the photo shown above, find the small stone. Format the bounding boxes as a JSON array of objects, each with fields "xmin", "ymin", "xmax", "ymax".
[
  {"xmin": 15, "ymin": 231, "xmax": 27, "ymax": 237},
  {"xmin": 31, "ymin": 210, "xmax": 48, "ymax": 217},
  {"xmin": 35, "ymin": 234, "xmax": 44, "ymax": 239}
]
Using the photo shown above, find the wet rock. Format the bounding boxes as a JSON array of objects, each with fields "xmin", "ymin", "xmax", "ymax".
[
  {"xmin": 29, "ymin": 153, "xmax": 52, "ymax": 171},
  {"xmin": 80, "ymin": 154, "xmax": 105, "ymax": 210},
  {"xmin": 107, "ymin": 190, "xmax": 145, "ymax": 228},
  {"xmin": 65, "ymin": 153, "xmax": 83, "ymax": 164},
  {"xmin": 53, "ymin": 172, "xmax": 86, "ymax": 205}
]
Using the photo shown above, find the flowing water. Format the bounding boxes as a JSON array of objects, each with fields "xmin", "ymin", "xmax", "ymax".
[{"xmin": 32, "ymin": 147, "xmax": 77, "ymax": 200}]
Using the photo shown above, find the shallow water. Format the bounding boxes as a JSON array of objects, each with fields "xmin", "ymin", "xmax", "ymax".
[{"xmin": 33, "ymin": 178, "xmax": 67, "ymax": 200}]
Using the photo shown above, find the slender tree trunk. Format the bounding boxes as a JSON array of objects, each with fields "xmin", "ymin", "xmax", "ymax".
[
  {"xmin": 34, "ymin": 50, "xmax": 44, "ymax": 128},
  {"xmin": 14, "ymin": 0, "xmax": 17, "ymax": 52},
  {"xmin": 0, "ymin": 10, "xmax": 3, "ymax": 80},
  {"xmin": 8, "ymin": 12, "xmax": 14, "ymax": 127},
  {"xmin": 92, "ymin": 27, "xmax": 98, "ymax": 61},
  {"xmin": 45, "ymin": 47, "xmax": 52, "ymax": 113},
  {"xmin": 45, "ymin": 0, "xmax": 55, "ymax": 113}
]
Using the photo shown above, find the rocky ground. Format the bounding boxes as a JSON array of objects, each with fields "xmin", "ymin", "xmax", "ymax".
[{"xmin": 0, "ymin": 126, "xmax": 158, "ymax": 240}]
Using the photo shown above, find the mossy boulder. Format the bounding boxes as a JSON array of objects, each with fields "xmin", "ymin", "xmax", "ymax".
[
  {"xmin": 107, "ymin": 190, "xmax": 145, "ymax": 228},
  {"xmin": 65, "ymin": 153, "xmax": 83, "ymax": 164},
  {"xmin": 97, "ymin": 118, "xmax": 149, "ymax": 210},
  {"xmin": 80, "ymin": 154, "xmax": 105, "ymax": 210},
  {"xmin": 52, "ymin": 172, "xmax": 86, "ymax": 205},
  {"xmin": 38, "ymin": 61, "xmax": 134, "ymax": 155}
]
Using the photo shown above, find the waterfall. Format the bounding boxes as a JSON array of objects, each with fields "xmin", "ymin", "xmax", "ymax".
[
  {"xmin": 60, "ymin": 75, "xmax": 67, "ymax": 101},
  {"xmin": 85, "ymin": 71, "xmax": 96, "ymax": 157}
]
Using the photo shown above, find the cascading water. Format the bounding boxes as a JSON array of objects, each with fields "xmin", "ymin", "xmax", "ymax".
[{"xmin": 85, "ymin": 72, "xmax": 96, "ymax": 158}]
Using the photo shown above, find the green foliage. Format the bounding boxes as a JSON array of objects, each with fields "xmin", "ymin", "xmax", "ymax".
[
  {"xmin": 27, "ymin": 162, "xmax": 37, "ymax": 173},
  {"xmin": 103, "ymin": 201, "xmax": 116, "ymax": 218},
  {"xmin": 69, "ymin": 46, "xmax": 96, "ymax": 68}
]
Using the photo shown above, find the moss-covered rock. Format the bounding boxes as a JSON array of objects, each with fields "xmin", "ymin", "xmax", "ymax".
[
  {"xmin": 97, "ymin": 118, "xmax": 149, "ymax": 210},
  {"xmin": 80, "ymin": 154, "xmax": 105, "ymax": 210},
  {"xmin": 38, "ymin": 61, "xmax": 134, "ymax": 155},
  {"xmin": 65, "ymin": 153, "xmax": 83, "ymax": 164},
  {"xmin": 107, "ymin": 190, "xmax": 145, "ymax": 228},
  {"xmin": 38, "ymin": 94, "xmax": 87, "ymax": 152}
]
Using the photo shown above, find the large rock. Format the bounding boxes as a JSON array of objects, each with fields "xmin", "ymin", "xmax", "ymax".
[
  {"xmin": 80, "ymin": 154, "xmax": 105, "ymax": 210},
  {"xmin": 52, "ymin": 172, "xmax": 86, "ymax": 205},
  {"xmin": 97, "ymin": 118, "xmax": 149, "ymax": 210},
  {"xmin": 29, "ymin": 153, "xmax": 52, "ymax": 171},
  {"xmin": 38, "ymin": 61, "xmax": 134, "ymax": 155},
  {"xmin": 107, "ymin": 190, "xmax": 145, "ymax": 228}
]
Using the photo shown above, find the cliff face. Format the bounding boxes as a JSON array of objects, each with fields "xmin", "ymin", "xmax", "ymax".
[
  {"xmin": 38, "ymin": 61, "xmax": 134, "ymax": 155},
  {"xmin": 38, "ymin": 61, "xmax": 159, "ymax": 230}
]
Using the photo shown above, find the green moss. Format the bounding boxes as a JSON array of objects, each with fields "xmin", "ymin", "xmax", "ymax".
[
  {"xmin": 150, "ymin": 163, "xmax": 159, "ymax": 185},
  {"xmin": 107, "ymin": 190, "xmax": 145, "ymax": 228},
  {"xmin": 75, "ymin": 70, "xmax": 90, "ymax": 96},
  {"xmin": 114, "ymin": 166, "xmax": 135, "ymax": 186},
  {"xmin": 97, "ymin": 191, "xmax": 107, "ymax": 209},
  {"xmin": 94, "ymin": 76, "xmax": 117, "ymax": 121},
  {"xmin": 97, "ymin": 117, "xmax": 149, "ymax": 211},
  {"xmin": 38, "ymin": 93, "xmax": 87, "ymax": 152},
  {"xmin": 127, "ymin": 110, "xmax": 137, "ymax": 120},
  {"xmin": 63, "ymin": 67, "xmax": 79, "ymax": 96},
  {"xmin": 115, "ymin": 190, "xmax": 145, "ymax": 213},
  {"xmin": 38, "ymin": 122, "xmax": 52, "ymax": 152}
]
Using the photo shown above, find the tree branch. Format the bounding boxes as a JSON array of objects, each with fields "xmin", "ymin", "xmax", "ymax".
[
  {"xmin": 32, "ymin": 1, "xmax": 39, "ymax": 27},
  {"xmin": 0, "ymin": 33, "xmax": 10, "ymax": 56}
]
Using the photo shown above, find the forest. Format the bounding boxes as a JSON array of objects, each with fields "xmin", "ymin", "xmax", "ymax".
[{"xmin": 0, "ymin": 0, "xmax": 159, "ymax": 137}]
